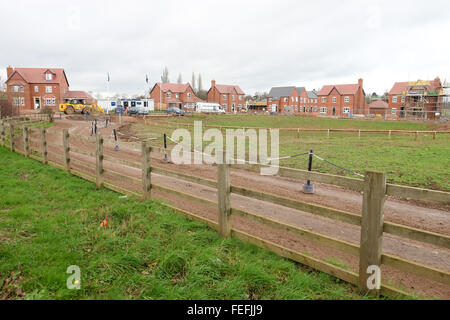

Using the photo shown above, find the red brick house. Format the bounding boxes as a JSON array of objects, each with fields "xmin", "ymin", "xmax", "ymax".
[
  {"xmin": 150, "ymin": 82, "xmax": 201, "ymax": 111},
  {"xmin": 267, "ymin": 86, "xmax": 299, "ymax": 114},
  {"xmin": 305, "ymin": 90, "xmax": 318, "ymax": 113},
  {"xmin": 207, "ymin": 80, "xmax": 245, "ymax": 112},
  {"xmin": 5, "ymin": 66, "xmax": 69, "ymax": 111},
  {"xmin": 317, "ymin": 79, "xmax": 366, "ymax": 116},
  {"xmin": 388, "ymin": 78, "xmax": 443, "ymax": 119}
]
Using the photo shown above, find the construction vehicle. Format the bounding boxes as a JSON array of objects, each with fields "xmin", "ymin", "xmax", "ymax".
[{"xmin": 59, "ymin": 99, "xmax": 104, "ymax": 115}]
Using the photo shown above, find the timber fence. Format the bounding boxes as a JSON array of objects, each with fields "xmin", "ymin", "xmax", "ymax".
[{"xmin": 0, "ymin": 118, "xmax": 449, "ymax": 299}]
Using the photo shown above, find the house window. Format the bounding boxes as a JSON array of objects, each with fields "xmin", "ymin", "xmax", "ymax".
[
  {"xmin": 239, "ymin": 96, "xmax": 242, "ymax": 100},
  {"xmin": 343, "ymin": 107, "xmax": 350, "ymax": 113},
  {"xmin": 320, "ymin": 107, "xmax": 327, "ymax": 113},
  {"xmin": 46, "ymin": 86, "xmax": 52, "ymax": 93},
  {"xmin": 401, "ymin": 96, "xmax": 405, "ymax": 103},
  {"xmin": 46, "ymin": 73, "xmax": 53, "ymax": 81},
  {"xmin": 332, "ymin": 97, "xmax": 337, "ymax": 103},
  {"xmin": 34, "ymin": 86, "xmax": 39, "ymax": 93},
  {"xmin": 176, "ymin": 93, "xmax": 179, "ymax": 99},
  {"xmin": 232, "ymin": 95, "xmax": 235, "ymax": 101},
  {"xmin": 167, "ymin": 92, "xmax": 171, "ymax": 98},
  {"xmin": 13, "ymin": 97, "xmax": 25, "ymax": 106},
  {"xmin": 391, "ymin": 108, "xmax": 397, "ymax": 115},
  {"xmin": 187, "ymin": 93, "xmax": 191, "ymax": 98},
  {"xmin": 321, "ymin": 97, "xmax": 326, "ymax": 103},
  {"xmin": 222, "ymin": 104, "xmax": 227, "ymax": 109},
  {"xmin": 45, "ymin": 98, "xmax": 56, "ymax": 106},
  {"xmin": 393, "ymin": 96, "xmax": 397, "ymax": 103},
  {"xmin": 223, "ymin": 95, "xmax": 227, "ymax": 100},
  {"xmin": 344, "ymin": 96, "xmax": 350, "ymax": 103},
  {"xmin": 12, "ymin": 85, "xmax": 24, "ymax": 92},
  {"xmin": 284, "ymin": 97, "xmax": 288, "ymax": 102}
]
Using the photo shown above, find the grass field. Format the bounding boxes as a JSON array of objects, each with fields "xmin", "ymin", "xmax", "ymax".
[
  {"xmin": 133, "ymin": 115, "xmax": 450, "ymax": 191},
  {"xmin": 0, "ymin": 146, "xmax": 378, "ymax": 300}
]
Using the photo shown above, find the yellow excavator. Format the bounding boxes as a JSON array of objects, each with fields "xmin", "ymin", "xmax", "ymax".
[{"xmin": 59, "ymin": 99, "xmax": 104, "ymax": 115}]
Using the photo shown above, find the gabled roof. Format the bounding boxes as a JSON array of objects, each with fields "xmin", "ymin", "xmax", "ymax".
[
  {"xmin": 151, "ymin": 82, "xmax": 196, "ymax": 94},
  {"xmin": 268, "ymin": 86, "xmax": 297, "ymax": 100},
  {"xmin": 369, "ymin": 99, "xmax": 389, "ymax": 109},
  {"xmin": 213, "ymin": 84, "xmax": 245, "ymax": 95},
  {"xmin": 6, "ymin": 67, "xmax": 69, "ymax": 86},
  {"xmin": 318, "ymin": 84, "xmax": 360, "ymax": 96},
  {"xmin": 388, "ymin": 82, "xmax": 409, "ymax": 95},
  {"xmin": 307, "ymin": 90, "xmax": 318, "ymax": 99},
  {"xmin": 389, "ymin": 78, "xmax": 442, "ymax": 95}
]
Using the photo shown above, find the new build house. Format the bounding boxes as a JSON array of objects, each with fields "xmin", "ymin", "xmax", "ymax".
[
  {"xmin": 317, "ymin": 79, "xmax": 366, "ymax": 116},
  {"xmin": 267, "ymin": 86, "xmax": 318, "ymax": 114},
  {"xmin": 150, "ymin": 82, "xmax": 201, "ymax": 111},
  {"xmin": 267, "ymin": 86, "xmax": 299, "ymax": 114},
  {"xmin": 207, "ymin": 80, "xmax": 245, "ymax": 112},
  {"xmin": 5, "ymin": 66, "xmax": 69, "ymax": 111},
  {"xmin": 388, "ymin": 78, "xmax": 444, "ymax": 119}
]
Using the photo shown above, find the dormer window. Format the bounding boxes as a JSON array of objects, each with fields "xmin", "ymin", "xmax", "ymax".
[{"xmin": 46, "ymin": 73, "xmax": 53, "ymax": 81}]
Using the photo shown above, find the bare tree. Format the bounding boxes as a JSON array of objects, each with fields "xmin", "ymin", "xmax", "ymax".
[
  {"xmin": 177, "ymin": 73, "xmax": 183, "ymax": 84},
  {"xmin": 162, "ymin": 67, "xmax": 170, "ymax": 83},
  {"xmin": 191, "ymin": 72, "xmax": 196, "ymax": 92},
  {"xmin": 197, "ymin": 73, "xmax": 203, "ymax": 92}
]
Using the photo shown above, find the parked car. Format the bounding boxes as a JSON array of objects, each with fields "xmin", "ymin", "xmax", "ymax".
[{"xmin": 165, "ymin": 107, "xmax": 185, "ymax": 115}]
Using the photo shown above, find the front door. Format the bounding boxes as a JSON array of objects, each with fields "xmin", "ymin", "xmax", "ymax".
[
  {"xmin": 332, "ymin": 107, "xmax": 336, "ymax": 116},
  {"xmin": 34, "ymin": 97, "xmax": 41, "ymax": 109}
]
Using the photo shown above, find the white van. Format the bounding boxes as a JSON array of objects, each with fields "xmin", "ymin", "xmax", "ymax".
[{"xmin": 195, "ymin": 102, "xmax": 225, "ymax": 114}]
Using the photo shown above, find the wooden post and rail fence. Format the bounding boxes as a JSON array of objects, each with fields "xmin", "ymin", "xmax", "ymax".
[
  {"xmin": 145, "ymin": 120, "xmax": 450, "ymax": 141},
  {"xmin": 0, "ymin": 116, "xmax": 449, "ymax": 299}
]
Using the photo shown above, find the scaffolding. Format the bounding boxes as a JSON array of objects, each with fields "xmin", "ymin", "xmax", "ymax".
[
  {"xmin": 439, "ymin": 82, "xmax": 450, "ymax": 119},
  {"xmin": 400, "ymin": 80, "xmax": 443, "ymax": 120}
]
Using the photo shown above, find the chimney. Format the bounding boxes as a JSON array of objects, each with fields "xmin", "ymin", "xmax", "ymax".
[
  {"xmin": 6, "ymin": 65, "xmax": 13, "ymax": 79},
  {"xmin": 358, "ymin": 78, "xmax": 363, "ymax": 88},
  {"xmin": 211, "ymin": 80, "xmax": 216, "ymax": 87}
]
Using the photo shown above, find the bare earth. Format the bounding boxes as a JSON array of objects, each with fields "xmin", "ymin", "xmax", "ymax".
[{"xmin": 19, "ymin": 116, "xmax": 450, "ymax": 299}]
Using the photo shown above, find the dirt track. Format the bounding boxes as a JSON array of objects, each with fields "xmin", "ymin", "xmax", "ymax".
[{"xmin": 19, "ymin": 116, "xmax": 450, "ymax": 299}]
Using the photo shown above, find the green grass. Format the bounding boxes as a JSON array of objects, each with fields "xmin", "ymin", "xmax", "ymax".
[
  {"xmin": 0, "ymin": 146, "xmax": 382, "ymax": 300},
  {"xmin": 168, "ymin": 114, "xmax": 442, "ymax": 131},
  {"xmin": 135, "ymin": 115, "xmax": 450, "ymax": 191}
]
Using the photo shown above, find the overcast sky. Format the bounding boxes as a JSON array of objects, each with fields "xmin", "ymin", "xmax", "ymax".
[{"xmin": 1, "ymin": 0, "xmax": 449, "ymax": 97}]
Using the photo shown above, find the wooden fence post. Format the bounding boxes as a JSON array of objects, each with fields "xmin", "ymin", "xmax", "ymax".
[
  {"xmin": 388, "ymin": 130, "xmax": 391, "ymax": 140},
  {"xmin": 22, "ymin": 126, "xmax": 29, "ymax": 157},
  {"xmin": 96, "ymin": 133, "xmax": 104, "ymax": 189},
  {"xmin": 62, "ymin": 129, "xmax": 70, "ymax": 171},
  {"xmin": 433, "ymin": 131, "xmax": 437, "ymax": 140},
  {"xmin": 141, "ymin": 141, "xmax": 151, "ymax": 199},
  {"xmin": 297, "ymin": 128, "xmax": 300, "ymax": 139},
  {"xmin": 9, "ymin": 123, "xmax": 15, "ymax": 152},
  {"xmin": 41, "ymin": 127, "xmax": 48, "ymax": 164},
  {"xmin": 358, "ymin": 129, "xmax": 361, "ymax": 139},
  {"xmin": 359, "ymin": 171, "xmax": 387, "ymax": 296},
  {"xmin": 327, "ymin": 129, "xmax": 330, "ymax": 139},
  {"xmin": 217, "ymin": 150, "xmax": 231, "ymax": 238},
  {"xmin": 415, "ymin": 131, "xmax": 418, "ymax": 141}
]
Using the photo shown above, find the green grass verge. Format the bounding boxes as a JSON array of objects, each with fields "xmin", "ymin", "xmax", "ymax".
[{"xmin": 0, "ymin": 146, "xmax": 382, "ymax": 300}]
